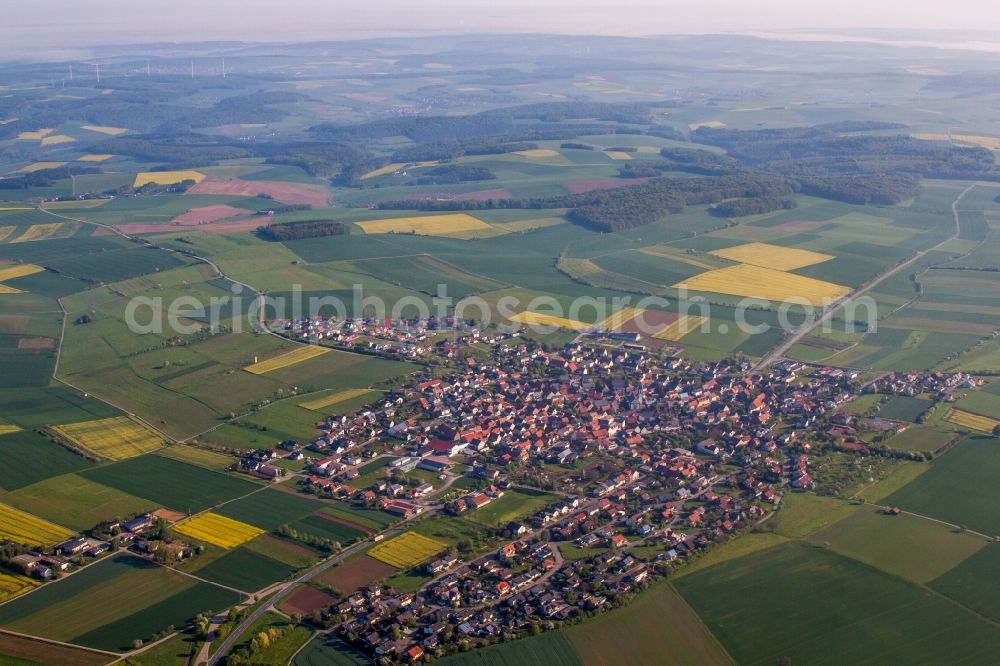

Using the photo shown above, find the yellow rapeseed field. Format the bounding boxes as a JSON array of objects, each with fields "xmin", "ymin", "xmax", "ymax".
[
  {"xmin": 369, "ymin": 531, "xmax": 447, "ymax": 568},
  {"xmin": 509, "ymin": 310, "xmax": 592, "ymax": 331},
  {"xmin": 16, "ymin": 161, "xmax": 66, "ymax": 173},
  {"xmin": 709, "ymin": 242, "xmax": 834, "ymax": 271},
  {"xmin": 245, "ymin": 345, "xmax": 330, "ymax": 374},
  {"xmin": 595, "ymin": 307, "xmax": 644, "ymax": 330},
  {"xmin": 0, "ymin": 425, "xmax": 21, "ymax": 435},
  {"xmin": 11, "ymin": 222, "xmax": 78, "ymax": 243},
  {"xmin": 0, "ymin": 571, "xmax": 39, "ymax": 603},
  {"xmin": 688, "ymin": 120, "xmax": 726, "ymax": 130},
  {"xmin": 175, "ymin": 512, "xmax": 263, "ymax": 549},
  {"xmin": 52, "ymin": 416, "xmax": 167, "ymax": 461},
  {"xmin": 0, "ymin": 503, "xmax": 75, "ymax": 546},
  {"xmin": 300, "ymin": 388, "xmax": 374, "ymax": 411},
  {"xmin": 675, "ymin": 264, "xmax": 851, "ymax": 307},
  {"xmin": 359, "ymin": 161, "xmax": 437, "ymax": 180},
  {"xmin": 0, "ymin": 264, "xmax": 45, "ymax": 282},
  {"xmin": 40, "ymin": 134, "xmax": 75, "ymax": 146},
  {"xmin": 133, "ymin": 170, "xmax": 206, "ymax": 187},
  {"xmin": 356, "ymin": 213, "xmax": 493, "ymax": 237},
  {"xmin": 653, "ymin": 315, "xmax": 708, "ymax": 341},
  {"xmin": 945, "ymin": 409, "xmax": 1000, "ymax": 432},
  {"xmin": 514, "ymin": 149, "xmax": 561, "ymax": 158},
  {"xmin": 16, "ymin": 128, "xmax": 54, "ymax": 140},
  {"xmin": 604, "ymin": 150, "xmax": 633, "ymax": 160},
  {"xmin": 0, "ymin": 227, "xmax": 17, "ymax": 242},
  {"xmin": 913, "ymin": 133, "xmax": 1000, "ymax": 150},
  {"xmin": 77, "ymin": 154, "xmax": 115, "ymax": 162},
  {"xmin": 81, "ymin": 125, "xmax": 129, "ymax": 136},
  {"xmin": 0, "ymin": 285, "xmax": 23, "ymax": 294}
]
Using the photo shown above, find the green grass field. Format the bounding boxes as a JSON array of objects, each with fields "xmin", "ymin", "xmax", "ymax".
[
  {"xmin": 3, "ymin": 472, "xmax": 156, "ymax": 531},
  {"xmin": 674, "ymin": 541, "xmax": 1000, "ymax": 666},
  {"xmin": 564, "ymin": 583, "xmax": 731, "ymax": 666},
  {"xmin": 0, "ymin": 554, "xmax": 242, "ymax": 652},
  {"xmin": 929, "ymin": 543, "xmax": 1000, "ymax": 623},
  {"xmin": 765, "ymin": 492, "xmax": 860, "ymax": 539},
  {"xmin": 436, "ymin": 631, "xmax": 581, "ymax": 666},
  {"xmin": 190, "ymin": 546, "xmax": 297, "ymax": 593},
  {"xmin": 0, "ymin": 429, "xmax": 93, "ymax": 491},
  {"xmin": 806, "ymin": 506, "xmax": 989, "ymax": 583},
  {"xmin": 81, "ymin": 455, "xmax": 260, "ymax": 514},
  {"xmin": 882, "ymin": 436, "xmax": 1000, "ymax": 535},
  {"xmin": 294, "ymin": 636, "xmax": 371, "ymax": 666},
  {"xmin": 884, "ymin": 426, "xmax": 954, "ymax": 453},
  {"xmin": 215, "ymin": 488, "xmax": 328, "ymax": 531},
  {"xmin": 464, "ymin": 489, "xmax": 556, "ymax": 527}
]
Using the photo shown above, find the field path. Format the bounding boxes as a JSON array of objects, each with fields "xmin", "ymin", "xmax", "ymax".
[{"xmin": 755, "ymin": 183, "xmax": 977, "ymax": 370}]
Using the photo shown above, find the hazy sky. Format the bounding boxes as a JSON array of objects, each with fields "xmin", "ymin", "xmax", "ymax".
[{"xmin": 6, "ymin": 0, "xmax": 1000, "ymax": 56}]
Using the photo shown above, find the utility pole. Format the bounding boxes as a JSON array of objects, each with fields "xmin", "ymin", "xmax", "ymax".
[{"xmin": 95, "ymin": 63, "xmax": 101, "ymax": 84}]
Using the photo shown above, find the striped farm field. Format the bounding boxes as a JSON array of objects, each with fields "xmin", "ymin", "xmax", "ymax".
[
  {"xmin": 11, "ymin": 222, "xmax": 79, "ymax": 243},
  {"xmin": 676, "ymin": 264, "xmax": 851, "ymax": 306},
  {"xmin": 81, "ymin": 124, "xmax": 128, "ymax": 136},
  {"xmin": 51, "ymin": 416, "xmax": 167, "ymax": 461},
  {"xmin": 0, "ymin": 227, "xmax": 16, "ymax": 243},
  {"xmin": 245, "ymin": 345, "xmax": 330, "ymax": 374},
  {"xmin": 709, "ymin": 242, "xmax": 834, "ymax": 270},
  {"xmin": 15, "ymin": 161, "xmax": 66, "ymax": 173},
  {"xmin": 0, "ymin": 284, "xmax": 24, "ymax": 294},
  {"xmin": 369, "ymin": 531, "xmax": 447, "ymax": 568},
  {"xmin": 913, "ymin": 132, "xmax": 1000, "ymax": 150},
  {"xmin": 77, "ymin": 153, "xmax": 115, "ymax": 162},
  {"xmin": 174, "ymin": 512, "xmax": 263, "ymax": 549},
  {"xmin": 604, "ymin": 150, "xmax": 633, "ymax": 160},
  {"xmin": 595, "ymin": 307, "xmax": 644, "ymax": 330},
  {"xmin": 945, "ymin": 408, "xmax": 1000, "ymax": 433},
  {"xmin": 0, "ymin": 503, "xmax": 75, "ymax": 545},
  {"xmin": 509, "ymin": 310, "xmax": 592, "ymax": 331},
  {"xmin": 0, "ymin": 264, "xmax": 45, "ymax": 282},
  {"xmin": 133, "ymin": 170, "xmax": 206, "ymax": 187},
  {"xmin": 653, "ymin": 315, "xmax": 707, "ymax": 341},
  {"xmin": 300, "ymin": 388, "xmax": 376, "ymax": 412},
  {"xmin": 356, "ymin": 213, "xmax": 493, "ymax": 237},
  {"xmin": 0, "ymin": 571, "xmax": 39, "ymax": 603},
  {"xmin": 0, "ymin": 424, "xmax": 21, "ymax": 435}
]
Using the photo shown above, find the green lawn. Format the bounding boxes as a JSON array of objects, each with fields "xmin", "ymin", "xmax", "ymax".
[
  {"xmin": 436, "ymin": 631, "xmax": 581, "ymax": 666},
  {"xmin": 464, "ymin": 489, "xmax": 556, "ymax": 527}
]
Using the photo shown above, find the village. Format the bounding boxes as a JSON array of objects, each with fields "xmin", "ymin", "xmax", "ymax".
[{"xmin": 0, "ymin": 334, "xmax": 981, "ymax": 664}]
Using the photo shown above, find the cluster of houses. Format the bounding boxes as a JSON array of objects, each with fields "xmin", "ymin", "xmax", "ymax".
[{"xmin": 868, "ymin": 370, "xmax": 979, "ymax": 399}]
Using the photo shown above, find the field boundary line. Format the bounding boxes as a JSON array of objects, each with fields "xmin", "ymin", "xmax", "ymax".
[{"xmin": 0, "ymin": 628, "xmax": 122, "ymax": 658}]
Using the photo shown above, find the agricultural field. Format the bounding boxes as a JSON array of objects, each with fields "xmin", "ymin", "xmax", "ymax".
[
  {"xmin": 564, "ymin": 583, "xmax": 731, "ymax": 666},
  {"xmin": 2, "ymin": 472, "xmax": 156, "ymax": 531},
  {"xmin": 0, "ymin": 554, "xmax": 242, "ymax": 652},
  {"xmin": 244, "ymin": 345, "xmax": 331, "ymax": 374},
  {"xmin": 944, "ymin": 408, "xmax": 1000, "ymax": 432},
  {"xmin": 882, "ymin": 436, "xmax": 1000, "ymax": 535},
  {"xmin": 133, "ymin": 170, "xmax": 206, "ymax": 187},
  {"xmin": 676, "ymin": 263, "xmax": 851, "ymax": 306},
  {"xmin": 0, "ymin": 429, "xmax": 93, "ymax": 491},
  {"xmin": 0, "ymin": 633, "xmax": 111, "ymax": 666},
  {"xmin": 0, "ymin": 570, "xmax": 39, "ymax": 603},
  {"xmin": 81, "ymin": 455, "xmax": 260, "ymax": 514},
  {"xmin": 0, "ymin": 501, "xmax": 75, "ymax": 545},
  {"xmin": 877, "ymin": 395, "xmax": 934, "ymax": 423},
  {"xmin": 355, "ymin": 213, "xmax": 495, "ymax": 237},
  {"xmin": 156, "ymin": 444, "xmax": 236, "ymax": 471},
  {"xmin": 652, "ymin": 314, "xmax": 707, "ymax": 341},
  {"xmin": 51, "ymin": 416, "xmax": 167, "ymax": 461},
  {"xmin": 884, "ymin": 426, "xmax": 954, "ymax": 454},
  {"xmin": 175, "ymin": 512, "xmax": 264, "ymax": 549},
  {"xmin": 509, "ymin": 310, "xmax": 591, "ymax": 331},
  {"xmin": 299, "ymin": 388, "xmax": 378, "ymax": 412},
  {"xmin": 0, "ymin": 263, "xmax": 44, "ymax": 282},
  {"xmin": 674, "ymin": 541, "xmax": 1000, "ymax": 665},
  {"xmin": 805, "ymin": 506, "xmax": 989, "ymax": 583},
  {"xmin": 437, "ymin": 632, "xmax": 581, "ymax": 666},
  {"xmin": 190, "ymin": 546, "xmax": 297, "ymax": 592},
  {"xmin": 294, "ymin": 636, "xmax": 372, "ymax": 666},
  {"xmin": 318, "ymin": 554, "xmax": 398, "ymax": 593},
  {"xmin": 368, "ymin": 531, "xmax": 447, "ymax": 568},
  {"xmin": 929, "ymin": 544, "xmax": 1000, "ymax": 623},
  {"xmin": 215, "ymin": 488, "xmax": 329, "ymax": 531},
  {"xmin": 709, "ymin": 242, "xmax": 833, "ymax": 270}
]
